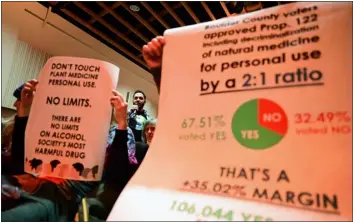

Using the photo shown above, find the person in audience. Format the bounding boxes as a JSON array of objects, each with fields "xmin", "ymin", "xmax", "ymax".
[
  {"xmin": 126, "ymin": 36, "xmax": 165, "ymax": 173},
  {"xmin": 2, "ymin": 117, "xmax": 15, "ymax": 174},
  {"xmin": 1, "ymin": 79, "xmax": 133, "ymax": 221},
  {"xmin": 128, "ymin": 90, "xmax": 151, "ymax": 142},
  {"xmin": 127, "ymin": 36, "xmax": 166, "ymax": 168},
  {"xmin": 2, "ymin": 84, "xmax": 27, "ymax": 173},
  {"xmin": 1, "ymin": 117, "xmax": 14, "ymax": 155},
  {"xmin": 107, "ymin": 108, "xmax": 138, "ymax": 165},
  {"xmin": 132, "ymin": 118, "xmax": 157, "ymax": 167},
  {"xmin": 142, "ymin": 119, "xmax": 157, "ymax": 145}
]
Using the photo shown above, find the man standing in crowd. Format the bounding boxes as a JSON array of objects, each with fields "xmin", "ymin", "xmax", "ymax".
[{"xmin": 127, "ymin": 90, "xmax": 150, "ymax": 142}]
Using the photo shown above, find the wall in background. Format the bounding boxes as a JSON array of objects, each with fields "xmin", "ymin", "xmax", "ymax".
[
  {"xmin": 2, "ymin": 2, "xmax": 159, "ymax": 118},
  {"xmin": 1, "ymin": 33, "xmax": 52, "ymax": 108},
  {"xmin": 2, "ymin": 24, "xmax": 18, "ymax": 100}
]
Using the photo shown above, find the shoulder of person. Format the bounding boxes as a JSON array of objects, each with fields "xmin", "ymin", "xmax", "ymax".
[
  {"xmin": 127, "ymin": 127, "xmax": 135, "ymax": 140},
  {"xmin": 143, "ymin": 110, "xmax": 150, "ymax": 117},
  {"xmin": 136, "ymin": 142, "xmax": 149, "ymax": 150},
  {"xmin": 127, "ymin": 109, "xmax": 136, "ymax": 116}
]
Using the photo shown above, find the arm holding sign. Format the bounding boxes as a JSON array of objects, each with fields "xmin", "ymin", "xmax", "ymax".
[
  {"xmin": 105, "ymin": 90, "xmax": 130, "ymax": 188},
  {"xmin": 17, "ymin": 80, "xmax": 38, "ymax": 117},
  {"xmin": 142, "ymin": 36, "xmax": 165, "ymax": 93},
  {"xmin": 84, "ymin": 90, "xmax": 131, "ymax": 220},
  {"xmin": 11, "ymin": 80, "xmax": 38, "ymax": 174}
]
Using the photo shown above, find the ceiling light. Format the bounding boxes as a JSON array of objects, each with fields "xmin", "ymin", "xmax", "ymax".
[{"xmin": 129, "ymin": 5, "xmax": 140, "ymax": 12}]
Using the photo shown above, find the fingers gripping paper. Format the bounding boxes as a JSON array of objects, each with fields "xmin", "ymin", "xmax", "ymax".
[
  {"xmin": 108, "ymin": 2, "xmax": 352, "ymax": 221},
  {"xmin": 25, "ymin": 57, "xmax": 119, "ymax": 181}
]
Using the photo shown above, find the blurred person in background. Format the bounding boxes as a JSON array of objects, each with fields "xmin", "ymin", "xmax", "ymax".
[
  {"xmin": 2, "ymin": 84, "xmax": 26, "ymax": 173},
  {"xmin": 2, "ymin": 116, "xmax": 15, "ymax": 174},
  {"xmin": 2, "ymin": 84, "xmax": 25, "ymax": 153},
  {"xmin": 2, "ymin": 117, "xmax": 14, "ymax": 156},
  {"xmin": 141, "ymin": 119, "xmax": 157, "ymax": 146},
  {"xmin": 130, "ymin": 118, "xmax": 157, "ymax": 175}
]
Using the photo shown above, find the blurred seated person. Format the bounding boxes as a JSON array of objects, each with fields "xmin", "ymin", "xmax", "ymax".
[
  {"xmin": 134, "ymin": 118, "xmax": 157, "ymax": 165},
  {"xmin": 2, "ymin": 84, "xmax": 26, "ymax": 173},
  {"xmin": 75, "ymin": 119, "xmax": 157, "ymax": 221},
  {"xmin": 127, "ymin": 90, "xmax": 151, "ymax": 142},
  {"xmin": 2, "ymin": 117, "xmax": 14, "ymax": 157},
  {"xmin": 2, "ymin": 117, "xmax": 15, "ymax": 174},
  {"xmin": 1, "ymin": 80, "xmax": 134, "ymax": 221},
  {"xmin": 142, "ymin": 118, "xmax": 157, "ymax": 146}
]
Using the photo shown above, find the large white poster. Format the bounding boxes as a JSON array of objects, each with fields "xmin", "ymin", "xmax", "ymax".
[
  {"xmin": 25, "ymin": 57, "xmax": 119, "ymax": 181},
  {"xmin": 108, "ymin": 2, "xmax": 352, "ymax": 221}
]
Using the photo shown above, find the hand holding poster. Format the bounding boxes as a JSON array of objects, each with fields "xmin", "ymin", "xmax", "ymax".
[
  {"xmin": 25, "ymin": 57, "xmax": 119, "ymax": 181},
  {"xmin": 108, "ymin": 2, "xmax": 352, "ymax": 221}
]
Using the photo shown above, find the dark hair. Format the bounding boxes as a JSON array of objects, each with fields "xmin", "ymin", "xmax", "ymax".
[
  {"xmin": 29, "ymin": 158, "xmax": 43, "ymax": 170},
  {"xmin": 72, "ymin": 162, "xmax": 84, "ymax": 175},
  {"xmin": 50, "ymin": 160, "xmax": 61, "ymax": 172},
  {"xmin": 13, "ymin": 84, "xmax": 25, "ymax": 100},
  {"xmin": 133, "ymin": 90, "xmax": 146, "ymax": 100},
  {"xmin": 91, "ymin": 165, "xmax": 99, "ymax": 178}
]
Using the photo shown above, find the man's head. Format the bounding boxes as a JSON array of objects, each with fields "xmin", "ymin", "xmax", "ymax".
[
  {"xmin": 133, "ymin": 90, "xmax": 146, "ymax": 110},
  {"xmin": 13, "ymin": 84, "xmax": 24, "ymax": 111}
]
